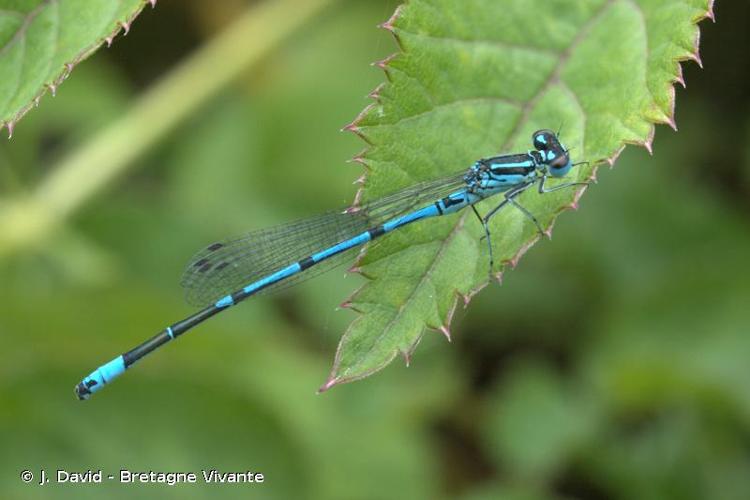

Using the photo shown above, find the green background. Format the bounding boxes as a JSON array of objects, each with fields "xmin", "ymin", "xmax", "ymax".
[{"xmin": 1, "ymin": 1, "xmax": 748, "ymax": 499}]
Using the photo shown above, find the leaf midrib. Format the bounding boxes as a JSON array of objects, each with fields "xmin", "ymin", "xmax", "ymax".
[
  {"xmin": 349, "ymin": 0, "xmax": 622, "ymax": 368},
  {"xmin": 500, "ymin": 0, "xmax": 617, "ymax": 150}
]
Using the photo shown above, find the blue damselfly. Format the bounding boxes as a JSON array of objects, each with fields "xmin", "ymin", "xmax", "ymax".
[{"xmin": 75, "ymin": 129, "xmax": 588, "ymax": 399}]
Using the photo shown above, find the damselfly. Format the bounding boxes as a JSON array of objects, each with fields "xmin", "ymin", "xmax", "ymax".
[{"xmin": 75, "ymin": 129, "xmax": 588, "ymax": 399}]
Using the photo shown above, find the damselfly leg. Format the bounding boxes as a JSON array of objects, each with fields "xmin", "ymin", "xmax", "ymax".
[
  {"xmin": 538, "ymin": 172, "xmax": 591, "ymax": 194},
  {"xmin": 472, "ymin": 182, "xmax": 537, "ymax": 269},
  {"xmin": 473, "ymin": 174, "xmax": 590, "ymax": 273}
]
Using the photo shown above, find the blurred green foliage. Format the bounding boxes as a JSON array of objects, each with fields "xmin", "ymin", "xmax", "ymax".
[{"xmin": 0, "ymin": 1, "xmax": 748, "ymax": 499}]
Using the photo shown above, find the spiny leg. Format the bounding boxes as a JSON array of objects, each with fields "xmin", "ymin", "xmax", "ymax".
[
  {"xmin": 470, "ymin": 204, "xmax": 494, "ymax": 268},
  {"xmin": 538, "ymin": 174, "xmax": 591, "ymax": 194},
  {"xmin": 484, "ymin": 182, "xmax": 543, "ymax": 235},
  {"xmin": 475, "ymin": 182, "xmax": 537, "ymax": 272},
  {"xmin": 483, "ymin": 182, "xmax": 534, "ymax": 222},
  {"xmin": 475, "ymin": 177, "xmax": 591, "ymax": 272},
  {"xmin": 507, "ymin": 197, "xmax": 544, "ymax": 234}
]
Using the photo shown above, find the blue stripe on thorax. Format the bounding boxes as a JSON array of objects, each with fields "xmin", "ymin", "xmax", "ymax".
[
  {"xmin": 483, "ymin": 152, "xmax": 535, "ymax": 169},
  {"xmin": 489, "ymin": 160, "xmax": 534, "ymax": 169}
]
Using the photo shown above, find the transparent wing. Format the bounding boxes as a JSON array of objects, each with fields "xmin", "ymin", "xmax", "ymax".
[
  {"xmin": 360, "ymin": 172, "xmax": 468, "ymax": 225},
  {"xmin": 181, "ymin": 171, "xmax": 468, "ymax": 307},
  {"xmin": 181, "ymin": 211, "xmax": 370, "ymax": 307}
]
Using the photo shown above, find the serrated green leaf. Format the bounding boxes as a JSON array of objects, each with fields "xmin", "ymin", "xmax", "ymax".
[
  {"xmin": 323, "ymin": 0, "xmax": 714, "ymax": 389},
  {"xmin": 0, "ymin": 0, "xmax": 153, "ymax": 136}
]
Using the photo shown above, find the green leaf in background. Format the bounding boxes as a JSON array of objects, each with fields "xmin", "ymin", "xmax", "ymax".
[
  {"xmin": 323, "ymin": 0, "xmax": 714, "ymax": 389},
  {"xmin": 0, "ymin": 0, "xmax": 153, "ymax": 137},
  {"xmin": 483, "ymin": 360, "xmax": 598, "ymax": 480}
]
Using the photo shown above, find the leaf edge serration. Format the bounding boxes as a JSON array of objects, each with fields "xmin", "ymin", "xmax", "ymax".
[
  {"xmin": 325, "ymin": 0, "xmax": 716, "ymax": 391},
  {"xmin": 0, "ymin": 0, "xmax": 157, "ymax": 138}
]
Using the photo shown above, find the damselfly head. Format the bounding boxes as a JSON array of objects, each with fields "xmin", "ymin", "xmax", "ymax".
[{"xmin": 532, "ymin": 129, "xmax": 572, "ymax": 177}]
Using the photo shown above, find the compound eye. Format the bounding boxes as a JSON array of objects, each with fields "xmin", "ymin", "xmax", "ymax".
[
  {"xmin": 549, "ymin": 155, "xmax": 568, "ymax": 169},
  {"xmin": 532, "ymin": 129, "xmax": 555, "ymax": 150}
]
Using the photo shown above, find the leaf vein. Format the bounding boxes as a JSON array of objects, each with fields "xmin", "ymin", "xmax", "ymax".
[
  {"xmin": 0, "ymin": 0, "xmax": 54, "ymax": 57},
  {"xmin": 557, "ymin": 80, "xmax": 587, "ymax": 149},
  {"xmin": 388, "ymin": 96, "xmax": 523, "ymax": 128},
  {"xmin": 501, "ymin": 0, "xmax": 618, "ymax": 150},
  {"xmin": 342, "ymin": 216, "xmax": 468, "ymax": 378},
  {"xmin": 397, "ymin": 29, "xmax": 560, "ymax": 57}
]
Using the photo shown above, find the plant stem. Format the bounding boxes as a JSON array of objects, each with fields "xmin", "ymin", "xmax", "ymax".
[{"xmin": 0, "ymin": 0, "xmax": 337, "ymax": 258}]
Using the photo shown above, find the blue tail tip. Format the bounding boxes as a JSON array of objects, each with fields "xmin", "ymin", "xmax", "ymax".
[
  {"xmin": 74, "ymin": 356, "xmax": 126, "ymax": 400},
  {"xmin": 75, "ymin": 380, "xmax": 95, "ymax": 400}
]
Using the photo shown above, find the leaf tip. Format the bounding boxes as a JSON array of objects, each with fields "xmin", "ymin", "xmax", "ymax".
[
  {"xmin": 342, "ymin": 122, "xmax": 372, "ymax": 144},
  {"xmin": 687, "ymin": 26, "xmax": 704, "ymax": 69},
  {"xmin": 439, "ymin": 325, "xmax": 452, "ymax": 342},
  {"xmin": 607, "ymin": 145, "xmax": 626, "ymax": 167},
  {"xmin": 569, "ymin": 181, "xmax": 592, "ymax": 210},
  {"xmin": 367, "ymin": 83, "xmax": 385, "ymax": 101},
  {"xmin": 372, "ymin": 54, "xmax": 396, "ymax": 71},
  {"xmin": 492, "ymin": 272, "xmax": 504, "ymax": 286},
  {"xmin": 345, "ymin": 263, "xmax": 361, "ymax": 274},
  {"xmin": 379, "ymin": 4, "xmax": 403, "ymax": 33},
  {"xmin": 642, "ymin": 130, "xmax": 655, "ymax": 155},
  {"xmin": 348, "ymin": 156, "xmax": 368, "ymax": 169},
  {"xmin": 705, "ymin": 0, "xmax": 716, "ymax": 22},
  {"xmin": 378, "ymin": 20, "xmax": 394, "ymax": 32},
  {"xmin": 674, "ymin": 65, "xmax": 686, "ymax": 88},
  {"xmin": 508, "ymin": 236, "xmax": 540, "ymax": 269},
  {"xmin": 341, "ymin": 121, "xmax": 358, "ymax": 133},
  {"xmin": 460, "ymin": 281, "xmax": 486, "ymax": 309},
  {"xmin": 691, "ymin": 50, "xmax": 703, "ymax": 69},
  {"xmin": 317, "ymin": 376, "xmax": 341, "ymax": 394},
  {"xmin": 402, "ymin": 350, "xmax": 412, "ymax": 367},
  {"xmin": 666, "ymin": 116, "xmax": 678, "ymax": 132}
]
